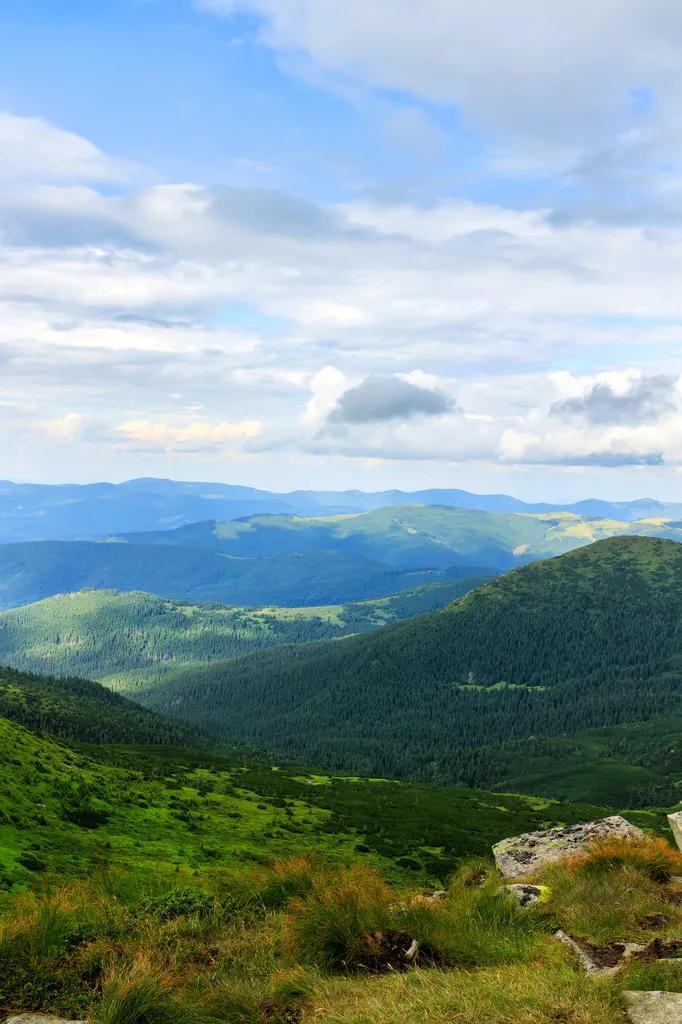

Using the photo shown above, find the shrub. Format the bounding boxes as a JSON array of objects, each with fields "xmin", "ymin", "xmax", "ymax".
[
  {"xmin": 95, "ymin": 956, "xmax": 218, "ymax": 1024},
  {"xmin": 285, "ymin": 864, "xmax": 393, "ymax": 970},
  {"xmin": 138, "ymin": 886, "xmax": 217, "ymax": 922},
  {"xmin": 398, "ymin": 877, "xmax": 542, "ymax": 968}
]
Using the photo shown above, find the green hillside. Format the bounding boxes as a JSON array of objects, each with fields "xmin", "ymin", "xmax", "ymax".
[
  {"xmin": 0, "ymin": 664, "xmax": 195, "ymax": 746},
  {"xmin": 457, "ymin": 716, "xmax": 682, "ymax": 807},
  {"xmin": 3, "ymin": 503, "xmax": 682, "ymax": 609},
  {"xmin": 0, "ymin": 715, "xmax": 627, "ymax": 892},
  {"xmin": 122, "ymin": 504, "xmax": 682, "ymax": 571},
  {"xmin": 138, "ymin": 537, "xmax": 682, "ymax": 787},
  {"xmin": 0, "ymin": 578, "xmax": 487, "ymax": 688}
]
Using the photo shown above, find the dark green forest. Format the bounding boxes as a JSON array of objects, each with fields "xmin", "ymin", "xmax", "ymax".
[
  {"xmin": 0, "ymin": 578, "xmax": 486, "ymax": 687},
  {"xmin": 138, "ymin": 537, "xmax": 682, "ymax": 786},
  {"xmin": 0, "ymin": 665, "xmax": 196, "ymax": 746}
]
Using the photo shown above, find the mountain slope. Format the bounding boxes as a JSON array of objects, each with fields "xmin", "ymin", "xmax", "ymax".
[
  {"xmin": 140, "ymin": 537, "xmax": 682, "ymax": 781},
  {"xmin": 0, "ymin": 664, "xmax": 196, "ymax": 745},
  {"xmin": 0, "ymin": 536, "xmax": 464, "ymax": 610},
  {"xmin": 0, "ymin": 715, "xmax": 622, "ymax": 890},
  {"xmin": 119, "ymin": 504, "xmax": 682, "ymax": 570},
  {"xmin": 0, "ymin": 577, "xmax": 487, "ymax": 688}
]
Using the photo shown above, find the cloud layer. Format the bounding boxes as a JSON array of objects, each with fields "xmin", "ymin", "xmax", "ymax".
[{"xmin": 5, "ymin": 1, "xmax": 682, "ymax": 494}]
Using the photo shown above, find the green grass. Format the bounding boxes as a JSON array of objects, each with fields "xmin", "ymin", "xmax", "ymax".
[
  {"xmin": 2, "ymin": 835, "xmax": 680, "ymax": 1023},
  {"xmin": 4, "ymin": 714, "xmax": 665, "ymax": 893}
]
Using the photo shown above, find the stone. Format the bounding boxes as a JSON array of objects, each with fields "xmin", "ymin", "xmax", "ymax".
[
  {"xmin": 623, "ymin": 990, "xmax": 682, "ymax": 1024},
  {"xmin": 5, "ymin": 1016, "xmax": 87, "ymax": 1024},
  {"xmin": 668, "ymin": 810, "xmax": 682, "ymax": 852},
  {"xmin": 503, "ymin": 883, "xmax": 550, "ymax": 907},
  {"xmin": 492, "ymin": 815, "xmax": 643, "ymax": 880}
]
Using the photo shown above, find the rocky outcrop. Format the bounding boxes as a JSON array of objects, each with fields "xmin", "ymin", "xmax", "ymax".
[
  {"xmin": 492, "ymin": 815, "xmax": 643, "ymax": 880},
  {"xmin": 668, "ymin": 810, "xmax": 682, "ymax": 852},
  {"xmin": 624, "ymin": 990, "xmax": 682, "ymax": 1023}
]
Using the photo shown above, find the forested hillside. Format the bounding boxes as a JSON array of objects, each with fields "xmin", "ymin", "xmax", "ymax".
[
  {"xmin": 0, "ymin": 578, "xmax": 486, "ymax": 687},
  {"xmin": 0, "ymin": 534, "xmax": 477, "ymax": 610},
  {"xmin": 139, "ymin": 537, "xmax": 682, "ymax": 783},
  {"xmin": 0, "ymin": 664, "xmax": 196, "ymax": 745}
]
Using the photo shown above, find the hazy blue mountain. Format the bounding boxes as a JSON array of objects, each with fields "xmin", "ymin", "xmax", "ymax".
[
  {"xmin": 2, "ymin": 477, "xmax": 682, "ymax": 543},
  {"xmin": 2, "ymin": 503, "xmax": 682, "ymax": 610}
]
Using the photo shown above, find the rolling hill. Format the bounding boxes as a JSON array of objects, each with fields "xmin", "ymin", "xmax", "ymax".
[
  {"xmin": 3, "ymin": 476, "xmax": 682, "ymax": 543},
  {"xmin": 134, "ymin": 536, "xmax": 682, "ymax": 787},
  {"xmin": 0, "ymin": 577, "xmax": 487, "ymax": 688},
  {"xmin": 2, "ymin": 503, "xmax": 682, "ymax": 609}
]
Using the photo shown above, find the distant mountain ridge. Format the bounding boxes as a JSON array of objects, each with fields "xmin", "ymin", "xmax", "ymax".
[
  {"xmin": 2, "ymin": 476, "xmax": 682, "ymax": 543},
  {"xmin": 3, "ymin": 504, "xmax": 682, "ymax": 608}
]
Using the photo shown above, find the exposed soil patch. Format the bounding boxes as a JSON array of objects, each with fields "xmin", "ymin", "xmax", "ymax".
[
  {"xmin": 573, "ymin": 937, "xmax": 628, "ymax": 969},
  {"xmin": 634, "ymin": 937, "xmax": 682, "ymax": 962},
  {"xmin": 636, "ymin": 912, "xmax": 670, "ymax": 930},
  {"xmin": 665, "ymin": 885, "xmax": 682, "ymax": 906},
  {"xmin": 358, "ymin": 930, "xmax": 420, "ymax": 973}
]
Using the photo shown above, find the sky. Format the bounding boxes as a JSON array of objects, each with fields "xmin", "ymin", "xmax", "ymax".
[{"xmin": 3, "ymin": 1, "xmax": 682, "ymax": 499}]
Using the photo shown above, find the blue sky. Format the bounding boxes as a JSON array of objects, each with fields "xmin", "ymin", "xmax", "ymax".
[{"xmin": 3, "ymin": 1, "xmax": 682, "ymax": 498}]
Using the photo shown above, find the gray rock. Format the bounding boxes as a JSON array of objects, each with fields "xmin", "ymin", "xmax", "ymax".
[
  {"xmin": 668, "ymin": 810, "xmax": 682, "ymax": 852},
  {"xmin": 504, "ymin": 883, "xmax": 544, "ymax": 907},
  {"xmin": 5, "ymin": 1016, "xmax": 86, "ymax": 1024},
  {"xmin": 624, "ymin": 990, "xmax": 682, "ymax": 1024},
  {"xmin": 493, "ymin": 815, "xmax": 643, "ymax": 880}
]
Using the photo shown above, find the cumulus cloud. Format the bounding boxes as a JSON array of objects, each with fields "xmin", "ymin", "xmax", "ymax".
[
  {"xmin": 551, "ymin": 374, "xmax": 677, "ymax": 425},
  {"xmin": 329, "ymin": 374, "xmax": 455, "ymax": 424}
]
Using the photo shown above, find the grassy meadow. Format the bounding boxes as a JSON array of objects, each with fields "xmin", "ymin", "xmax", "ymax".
[{"xmin": 1, "ymin": 834, "xmax": 680, "ymax": 1023}]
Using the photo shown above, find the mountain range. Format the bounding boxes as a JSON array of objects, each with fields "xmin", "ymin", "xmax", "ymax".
[
  {"xmin": 3, "ymin": 476, "xmax": 682, "ymax": 543},
  {"xmin": 2, "ymin": 503, "xmax": 682, "ymax": 608}
]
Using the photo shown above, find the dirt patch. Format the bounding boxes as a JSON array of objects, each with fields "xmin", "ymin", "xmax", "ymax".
[
  {"xmin": 573, "ymin": 937, "xmax": 627, "ymax": 969},
  {"xmin": 634, "ymin": 937, "xmax": 682, "ymax": 962},
  {"xmin": 636, "ymin": 912, "xmax": 671, "ymax": 930},
  {"xmin": 665, "ymin": 885, "xmax": 682, "ymax": 906},
  {"xmin": 358, "ymin": 930, "xmax": 420, "ymax": 973}
]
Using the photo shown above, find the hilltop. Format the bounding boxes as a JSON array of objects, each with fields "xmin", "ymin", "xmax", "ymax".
[{"xmin": 137, "ymin": 536, "xmax": 682, "ymax": 788}]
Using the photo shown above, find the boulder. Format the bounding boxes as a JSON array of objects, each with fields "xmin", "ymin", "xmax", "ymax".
[
  {"xmin": 624, "ymin": 990, "xmax": 682, "ymax": 1024},
  {"xmin": 492, "ymin": 815, "xmax": 643, "ymax": 880},
  {"xmin": 5, "ymin": 1016, "xmax": 86, "ymax": 1024},
  {"xmin": 668, "ymin": 810, "xmax": 682, "ymax": 852}
]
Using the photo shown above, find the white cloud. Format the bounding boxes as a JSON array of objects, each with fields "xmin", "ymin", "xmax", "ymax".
[
  {"xmin": 35, "ymin": 412, "xmax": 84, "ymax": 441},
  {"xmin": 115, "ymin": 418, "xmax": 264, "ymax": 446},
  {"xmin": 0, "ymin": 112, "xmax": 140, "ymax": 184}
]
